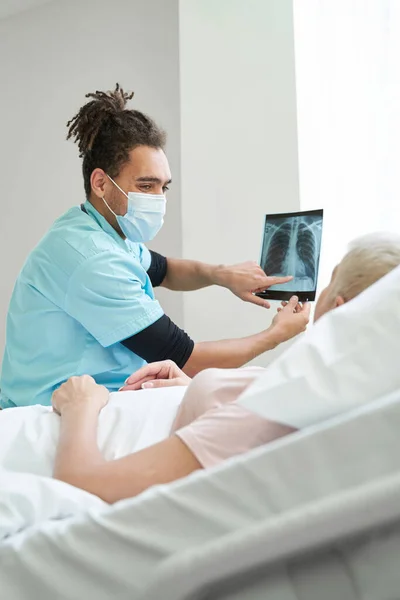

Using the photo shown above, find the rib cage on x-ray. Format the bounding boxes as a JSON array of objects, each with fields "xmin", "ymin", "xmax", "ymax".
[{"xmin": 261, "ymin": 216, "xmax": 322, "ymax": 292}]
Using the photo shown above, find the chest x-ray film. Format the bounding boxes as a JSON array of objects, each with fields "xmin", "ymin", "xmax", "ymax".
[{"xmin": 257, "ymin": 209, "xmax": 323, "ymax": 302}]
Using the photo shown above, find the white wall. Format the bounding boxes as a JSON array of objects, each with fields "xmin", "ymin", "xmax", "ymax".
[
  {"xmin": 179, "ymin": 0, "xmax": 300, "ymax": 364},
  {"xmin": 0, "ymin": 0, "xmax": 182, "ymax": 352},
  {"xmin": 0, "ymin": 0, "xmax": 301, "ymax": 366},
  {"xmin": 0, "ymin": 0, "xmax": 53, "ymax": 20}
]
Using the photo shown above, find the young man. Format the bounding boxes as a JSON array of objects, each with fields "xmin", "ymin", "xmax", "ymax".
[
  {"xmin": 51, "ymin": 232, "xmax": 400, "ymax": 503},
  {"xmin": 0, "ymin": 84, "xmax": 308, "ymax": 409}
]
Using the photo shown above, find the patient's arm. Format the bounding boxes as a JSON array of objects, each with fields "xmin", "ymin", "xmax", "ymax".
[
  {"xmin": 52, "ymin": 376, "xmax": 292, "ymax": 504},
  {"xmin": 53, "ymin": 377, "xmax": 201, "ymax": 503}
]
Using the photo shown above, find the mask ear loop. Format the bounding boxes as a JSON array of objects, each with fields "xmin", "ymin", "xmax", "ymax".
[
  {"xmin": 102, "ymin": 195, "xmax": 118, "ymax": 219},
  {"xmin": 103, "ymin": 174, "xmax": 129, "ymax": 218},
  {"xmin": 106, "ymin": 174, "xmax": 129, "ymax": 198}
]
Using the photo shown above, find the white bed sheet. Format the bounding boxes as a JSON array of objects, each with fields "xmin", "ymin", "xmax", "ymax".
[
  {"xmin": 0, "ymin": 387, "xmax": 186, "ymax": 477},
  {"xmin": 0, "ymin": 387, "xmax": 186, "ymax": 542},
  {"xmin": 0, "ymin": 468, "xmax": 106, "ymax": 541}
]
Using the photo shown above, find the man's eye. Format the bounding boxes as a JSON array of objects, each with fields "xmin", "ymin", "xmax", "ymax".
[
  {"xmin": 140, "ymin": 185, "xmax": 152, "ymax": 191},
  {"xmin": 163, "ymin": 186, "xmax": 170, "ymax": 193}
]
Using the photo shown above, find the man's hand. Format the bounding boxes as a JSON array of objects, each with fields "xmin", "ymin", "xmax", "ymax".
[
  {"xmin": 52, "ymin": 375, "xmax": 109, "ymax": 415},
  {"xmin": 269, "ymin": 296, "xmax": 311, "ymax": 344},
  {"xmin": 121, "ymin": 360, "xmax": 192, "ymax": 392},
  {"xmin": 214, "ymin": 262, "xmax": 293, "ymax": 308}
]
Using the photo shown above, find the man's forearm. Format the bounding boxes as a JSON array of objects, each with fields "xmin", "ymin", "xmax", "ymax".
[
  {"xmin": 162, "ymin": 258, "xmax": 222, "ymax": 292},
  {"xmin": 182, "ymin": 327, "xmax": 282, "ymax": 377}
]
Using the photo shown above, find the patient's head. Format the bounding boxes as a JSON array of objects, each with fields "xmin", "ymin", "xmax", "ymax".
[{"xmin": 314, "ymin": 232, "xmax": 400, "ymax": 321}]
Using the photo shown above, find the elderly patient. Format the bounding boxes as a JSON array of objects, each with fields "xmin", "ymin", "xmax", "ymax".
[{"xmin": 52, "ymin": 232, "xmax": 400, "ymax": 503}]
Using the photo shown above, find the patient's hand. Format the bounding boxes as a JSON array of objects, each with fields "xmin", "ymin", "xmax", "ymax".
[
  {"xmin": 121, "ymin": 360, "xmax": 192, "ymax": 391},
  {"xmin": 270, "ymin": 296, "xmax": 310, "ymax": 343},
  {"xmin": 52, "ymin": 375, "xmax": 109, "ymax": 415}
]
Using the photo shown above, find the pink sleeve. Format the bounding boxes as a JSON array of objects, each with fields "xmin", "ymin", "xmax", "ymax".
[
  {"xmin": 175, "ymin": 403, "xmax": 278, "ymax": 468},
  {"xmin": 173, "ymin": 366, "xmax": 294, "ymax": 468},
  {"xmin": 171, "ymin": 367, "xmax": 265, "ymax": 432}
]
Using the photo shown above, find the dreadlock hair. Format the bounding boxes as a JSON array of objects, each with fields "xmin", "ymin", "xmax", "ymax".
[{"xmin": 67, "ymin": 83, "xmax": 166, "ymax": 198}]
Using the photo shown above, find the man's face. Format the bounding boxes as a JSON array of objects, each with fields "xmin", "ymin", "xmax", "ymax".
[
  {"xmin": 103, "ymin": 145, "xmax": 172, "ymax": 217},
  {"xmin": 314, "ymin": 265, "xmax": 344, "ymax": 322}
]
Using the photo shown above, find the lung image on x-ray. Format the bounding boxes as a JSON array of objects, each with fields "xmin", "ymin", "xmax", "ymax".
[{"xmin": 259, "ymin": 209, "xmax": 323, "ymax": 301}]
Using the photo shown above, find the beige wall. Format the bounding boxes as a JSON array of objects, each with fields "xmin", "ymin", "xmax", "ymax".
[
  {"xmin": 179, "ymin": 0, "xmax": 300, "ymax": 365},
  {"xmin": 0, "ymin": 0, "xmax": 182, "ymax": 354}
]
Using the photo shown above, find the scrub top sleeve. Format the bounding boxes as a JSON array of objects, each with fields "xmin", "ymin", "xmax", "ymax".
[
  {"xmin": 65, "ymin": 252, "xmax": 164, "ymax": 348},
  {"xmin": 138, "ymin": 244, "xmax": 152, "ymax": 271}
]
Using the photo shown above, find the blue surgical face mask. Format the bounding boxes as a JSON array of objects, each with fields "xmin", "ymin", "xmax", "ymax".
[{"xmin": 103, "ymin": 175, "xmax": 166, "ymax": 243}]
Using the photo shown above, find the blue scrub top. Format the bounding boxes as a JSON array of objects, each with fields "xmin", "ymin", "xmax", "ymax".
[{"xmin": 0, "ymin": 202, "xmax": 164, "ymax": 408}]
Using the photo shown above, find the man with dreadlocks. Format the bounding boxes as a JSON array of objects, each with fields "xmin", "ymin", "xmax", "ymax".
[{"xmin": 0, "ymin": 84, "xmax": 309, "ymax": 408}]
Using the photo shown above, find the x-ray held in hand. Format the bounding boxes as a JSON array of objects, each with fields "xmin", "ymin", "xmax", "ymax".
[{"xmin": 257, "ymin": 209, "xmax": 323, "ymax": 302}]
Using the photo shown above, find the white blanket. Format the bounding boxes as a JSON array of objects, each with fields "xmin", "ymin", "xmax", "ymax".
[
  {"xmin": 0, "ymin": 468, "xmax": 106, "ymax": 541},
  {"xmin": 0, "ymin": 387, "xmax": 186, "ymax": 477},
  {"xmin": 0, "ymin": 387, "xmax": 186, "ymax": 540}
]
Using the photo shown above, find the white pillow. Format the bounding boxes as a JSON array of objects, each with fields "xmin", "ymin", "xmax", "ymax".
[
  {"xmin": 0, "ymin": 468, "xmax": 106, "ymax": 541},
  {"xmin": 0, "ymin": 387, "xmax": 186, "ymax": 477},
  {"xmin": 238, "ymin": 265, "xmax": 400, "ymax": 428}
]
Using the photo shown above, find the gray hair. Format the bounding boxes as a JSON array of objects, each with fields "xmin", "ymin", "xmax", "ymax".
[{"xmin": 332, "ymin": 232, "xmax": 400, "ymax": 301}]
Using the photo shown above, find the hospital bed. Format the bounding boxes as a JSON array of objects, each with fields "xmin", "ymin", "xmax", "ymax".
[
  {"xmin": 2, "ymin": 265, "xmax": 400, "ymax": 599},
  {"xmin": 143, "ymin": 390, "xmax": 400, "ymax": 600},
  {"xmin": 1, "ymin": 389, "xmax": 400, "ymax": 600}
]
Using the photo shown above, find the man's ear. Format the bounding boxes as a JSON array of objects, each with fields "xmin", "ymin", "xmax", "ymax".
[
  {"xmin": 91, "ymin": 169, "xmax": 107, "ymax": 198},
  {"xmin": 335, "ymin": 295, "xmax": 345, "ymax": 308}
]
